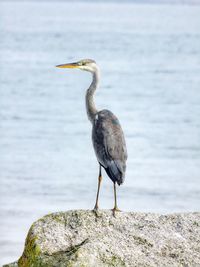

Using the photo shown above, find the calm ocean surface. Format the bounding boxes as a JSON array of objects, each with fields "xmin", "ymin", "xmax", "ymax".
[{"xmin": 0, "ymin": 1, "xmax": 200, "ymax": 264}]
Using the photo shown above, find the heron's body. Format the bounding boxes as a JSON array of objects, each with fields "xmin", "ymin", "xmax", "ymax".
[
  {"xmin": 92, "ymin": 109, "xmax": 127, "ymax": 185},
  {"xmin": 56, "ymin": 59, "xmax": 127, "ymax": 215}
]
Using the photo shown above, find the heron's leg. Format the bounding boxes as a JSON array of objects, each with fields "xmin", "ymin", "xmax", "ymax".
[
  {"xmin": 93, "ymin": 164, "xmax": 102, "ymax": 212},
  {"xmin": 112, "ymin": 182, "xmax": 121, "ymax": 217}
]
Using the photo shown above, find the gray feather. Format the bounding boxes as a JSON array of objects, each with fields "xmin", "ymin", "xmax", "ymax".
[{"xmin": 92, "ymin": 109, "xmax": 127, "ymax": 185}]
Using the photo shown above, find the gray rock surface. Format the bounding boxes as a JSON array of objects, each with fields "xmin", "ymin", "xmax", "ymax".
[{"xmin": 4, "ymin": 210, "xmax": 200, "ymax": 267}]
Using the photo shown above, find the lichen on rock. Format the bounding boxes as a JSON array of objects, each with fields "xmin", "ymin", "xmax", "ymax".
[{"xmin": 4, "ymin": 210, "xmax": 200, "ymax": 267}]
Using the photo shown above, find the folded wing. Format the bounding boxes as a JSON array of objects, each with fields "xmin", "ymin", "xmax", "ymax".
[{"xmin": 92, "ymin": 109, "xmax": 127, "ymax": 185}]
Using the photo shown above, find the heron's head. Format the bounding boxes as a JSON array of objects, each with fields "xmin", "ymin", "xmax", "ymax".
[{"xmin": 56, "ymin": 59, "xmax": 98, "ymax": 73}]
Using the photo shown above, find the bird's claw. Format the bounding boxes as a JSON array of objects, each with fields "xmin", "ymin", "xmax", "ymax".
[
  {"xmin": 111, "ymin": 207, "xmax": 121, "ymax": 217},
  {"xmin": 92, "ymin": 206, "xmax": 100, "ymax": 217}
]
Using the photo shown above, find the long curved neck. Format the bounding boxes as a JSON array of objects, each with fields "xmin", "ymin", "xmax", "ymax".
[{"xmin": 86, "ymin": 68, "xmax": 100, "ymax": 123}]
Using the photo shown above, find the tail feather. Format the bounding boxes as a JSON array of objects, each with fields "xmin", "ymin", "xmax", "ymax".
[{"xmin": 105, "ymin": 160, "xmax": 125, "ymax": 185}]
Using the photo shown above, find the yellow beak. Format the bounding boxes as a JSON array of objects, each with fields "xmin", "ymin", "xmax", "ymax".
[{"xmin": 55, "ymin": 62, "xmax": 79, "ymax": 69}]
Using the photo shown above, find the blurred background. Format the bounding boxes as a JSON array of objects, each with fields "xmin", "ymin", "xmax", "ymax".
[{"xmin": 0, "ymin": 0, "xmax": 200, "ymax": 265}]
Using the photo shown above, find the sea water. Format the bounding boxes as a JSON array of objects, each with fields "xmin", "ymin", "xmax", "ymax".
[{"xmin": 0, "ymin": 1, "xmax": 200, "ymax": 264}]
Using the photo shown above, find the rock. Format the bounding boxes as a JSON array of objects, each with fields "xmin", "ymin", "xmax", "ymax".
[
  {"xmin": 4, "ymin": 210, "xmax": 200, "ymax": 267},
  {"xmin": 3, "ymin": 263, "xmax": 18, "ymax": 267}
]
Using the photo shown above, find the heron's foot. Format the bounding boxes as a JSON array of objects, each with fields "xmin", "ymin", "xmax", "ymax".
[
  {"xmin": 111, "ymin": 207, "xmax": 121, "ymax": 217},
  {"xmin": 92, "ymin": 205, "xmax": 100, "ymax": 217}
]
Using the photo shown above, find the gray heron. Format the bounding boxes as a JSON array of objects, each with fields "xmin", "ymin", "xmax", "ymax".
[{"xmin": 56, "ymin": 59, "xmax": 127, "ymax": 216}]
